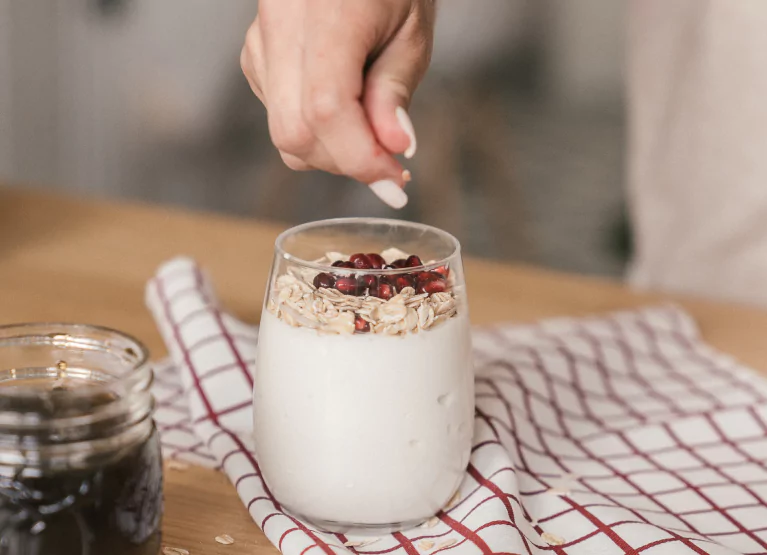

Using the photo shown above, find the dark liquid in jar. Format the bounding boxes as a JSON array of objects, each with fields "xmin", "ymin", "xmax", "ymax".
[{"xmin": 0, "ymin": 377, "xmax": 163, "ymax": 555}]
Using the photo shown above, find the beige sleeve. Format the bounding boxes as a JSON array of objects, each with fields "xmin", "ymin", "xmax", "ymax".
[{"xmin": 627, "ymin": 0, "xmax": 767, "ymax": 306}]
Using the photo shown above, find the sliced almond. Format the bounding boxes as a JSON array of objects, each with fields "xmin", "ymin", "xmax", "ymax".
[
  {"xmin": 398, "ymin": 286, "xmax": 416, "ymax": 298},
  {"xmin": 215, "ymin": 534, "xmax": 235, "ymax": 545},
  {"xmin": 431, "ymin": 298, "xmax": 455, "ymax": 316},
  {"xmin": 445, "ymin": 490, "xmax": 460, "ymax": 509},
  {"xmin": 381, "ymin": 247, "xmax": 410, "ymax": 263},
  {"xmin": 546, "ymin": 487, "xmax": 570, "ymax": 497},
  {"xmin": 372, "ymin": 300, "xmax": 407, "ymax": 323},
  {"xmin": 404, "ymin": 308, "xmax": 419, "ymax": 331},
  {"xmin": 167, "ymin": 460, "xmax": 190, "ymax": 471},
  {"xmin": 163, "ymin": 548, "xmax": 190, "ymax": 555},
  {"xmin": 418, "ymin": 539, "xmax": 435, "ymax": 550},
  {"xmin": 541, "ymin": 531, "xmax": 565, "ymax": 546},
  {"xmin": 276, "ymin": 274, "xmax": 299, "ymax": 289},
  {"xmin": 325, "ymin": 251, "xmax": 348, "ymax": 263},
  {"xmin": 436, "ymin": 539, "xmax": 457, "ymax": 549}
]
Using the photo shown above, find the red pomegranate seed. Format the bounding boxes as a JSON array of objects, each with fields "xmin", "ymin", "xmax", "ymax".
[
  {"xmin": 422, "ymin": 278, "xmax": 447, "ymax": 294},
  {"xmin": 394, "ymin": 274, "xmax": 415, "ymax": 291},
  {"xmin": 332, "ymin": 260, "xmax": 354, "ymax": 268},
  {"xmin": 433, "ymin": 265, "xmax": 450, "ymax": 277},
  {"xmin": 366, "ymin": 253, "xmax": 386, "ymax": 269},
  {"xmin": 335, "ymin": 277, "xmax": 358, "ymax": 295},
  {"xmin": 391, "ymin": 259, "xmax": 408, "ymax": 269},
  {"xmin": 350, "ymin": 253, "xmax": 372, "ymax": 269},
  {"xmin": 370, "ymin": 283, "xmax": 394, "ymax": 300},
  {"xmin": 313, "ymin": 272, "xmax": 336, "ymax": 289},
  {"xmin": 415, "ymin": 271, "xmax": 434, "ymax": 283},
  {"xmin": 405, "ymin": 255, "xmax": 423, "ymax": 268},
  {"xmin": 357, "ymin": 274, "xmax": 377, "ymax": 294},
  {"xmin": 355, "ymin": 315, "xmax": 370, "ymax": 333},
  {"xmin": 416, "ymin": 272, "xmax": 448, "ymax": 294}
]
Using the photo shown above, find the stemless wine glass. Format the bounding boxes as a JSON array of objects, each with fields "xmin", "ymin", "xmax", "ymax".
[{"xmin": 253, "ymin": 218, "xmax": 474, "ymax": 531}]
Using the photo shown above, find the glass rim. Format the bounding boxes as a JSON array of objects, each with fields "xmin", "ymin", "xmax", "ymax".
[{"xmin": 274, "ymin": 217, "xmax": 462, "ymax": 275}]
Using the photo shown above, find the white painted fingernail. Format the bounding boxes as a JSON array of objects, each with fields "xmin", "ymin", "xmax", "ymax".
[
  {"xmin": 369, "ymin": 180, "xmax": 408, "ymax": 209},
  {"xmin": 395, "ymin": 106, "xmax": 417, "ymax": 159}
]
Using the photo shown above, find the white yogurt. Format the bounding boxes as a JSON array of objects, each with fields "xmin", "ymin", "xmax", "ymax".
[{"xmin": 253, "ymin": 310, "xmax": 474, "ymax": 527}]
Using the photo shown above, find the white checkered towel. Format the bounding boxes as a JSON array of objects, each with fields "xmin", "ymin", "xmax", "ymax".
[{"xmin": 146, "ymin": 257, "xmax": 767, "ymax": 555}]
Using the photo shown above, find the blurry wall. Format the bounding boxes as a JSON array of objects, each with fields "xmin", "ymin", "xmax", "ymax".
[
  {"xmin": 1, "ymin": 0, "xmax": 256, "ymax": 195},
  {"xmin": 0, "ymin": 0, "xmax": 628, "ymax": 277}
]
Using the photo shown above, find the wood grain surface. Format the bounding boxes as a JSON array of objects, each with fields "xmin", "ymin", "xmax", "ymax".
[{"xmin": 2, "ymin": 185, "xmax": 767, "ymax": 554}]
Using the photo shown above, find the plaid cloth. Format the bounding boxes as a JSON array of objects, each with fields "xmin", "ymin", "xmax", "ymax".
[{"xmin": 146, "ymin": 257, "xmax": 767, "ymax": 555}]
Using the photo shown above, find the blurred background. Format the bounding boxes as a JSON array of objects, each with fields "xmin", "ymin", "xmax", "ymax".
[{"xmin": 0, "ymin": 0, "xmax": 628, "ymax": 277}]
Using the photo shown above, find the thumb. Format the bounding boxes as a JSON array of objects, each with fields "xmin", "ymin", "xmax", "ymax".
[{"xmin": 363, "ymin": 31, "xmax": 432, "ymax": 159}]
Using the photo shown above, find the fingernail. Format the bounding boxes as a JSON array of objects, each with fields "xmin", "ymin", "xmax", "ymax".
[
  {"xmin": 369, "ymin": 180, "xmax": 408, "ymax": 209},
  {"xmin": 395, "ymin": 106, "xmax": 417, "ymax": 159},
  {"xmin": 402, "ymin": 169, "xmax": 412, "ymax": 182}
]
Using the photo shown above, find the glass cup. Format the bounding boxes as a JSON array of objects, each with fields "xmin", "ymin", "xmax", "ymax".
[
  {"xmin": 0, "ymin": 323, "xmax": 163, "ymax": 555},
  {"xmin": 253, "ymin": 218, "xmax": 474, "ymax": 531}
]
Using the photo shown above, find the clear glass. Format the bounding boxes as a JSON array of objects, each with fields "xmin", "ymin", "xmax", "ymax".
[
  {"xmin": 253, "ymin": 218, "xmax": 474, "ymax": 532},
  {"xmin": 0, "ymin": 323, "xmax": 163, "ymax": 555}
]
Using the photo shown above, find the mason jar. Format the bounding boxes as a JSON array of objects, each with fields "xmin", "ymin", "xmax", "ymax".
[{"xmin": 0, "ymin": 323, "xmax": 163, "ymax": 555}]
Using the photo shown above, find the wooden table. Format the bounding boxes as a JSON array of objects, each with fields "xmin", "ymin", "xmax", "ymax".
[{"xmin": 2, "ymin": 185, "xmax": 767, "ymax": 554}]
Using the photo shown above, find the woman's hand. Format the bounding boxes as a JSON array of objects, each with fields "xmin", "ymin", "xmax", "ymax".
[{"xmin": 240, "ymin": 0, "xmax": 435, "ymax": 208}]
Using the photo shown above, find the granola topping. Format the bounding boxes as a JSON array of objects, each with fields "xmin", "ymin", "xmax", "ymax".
[{"xmin": 268, "ymin": 250, "xmax": 459, "ymax": 335}]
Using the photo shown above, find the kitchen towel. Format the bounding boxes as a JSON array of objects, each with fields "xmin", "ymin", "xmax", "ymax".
[{"xmin": 146, "ymin": 257, "xmax": 767, "ymax": 555}]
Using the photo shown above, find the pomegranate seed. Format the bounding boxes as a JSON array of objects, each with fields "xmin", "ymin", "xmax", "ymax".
[
  {"xmin": 335, "ymin": 277, "xmax": 358, "ymax": 295},
  {"xmin": 350, "ymin": 253, "xmax": 372, "ymax": 269},
  {"xmin": 422, "ymin": 278, "xmax": 447, "ymax": 294},
  {"xmin": 332, "ymin": 260, "xmax": 354, "ymax": 268},
  {"xmin": 405, "ymin": 255, "xmax": 423, "ymax": 268},
  {"xmin": 433, "ymin": 265, "xmax": 450, "ymax": 277},
  {"xmin": 355, "ymin": 315, "xmax": 370, "ymax": 333},
  {"xmin": 416, "ymin": 272, "xmax": 448, "ymax": 294},
  {"xmin": 313, "ymin": 272, "xmax": 336, "ymax": 289},
  {"xmin": 366, "ymin": 253, "xmax": 386, "ymax": 269},
  {"xmin": 415, "ymin": 271, "xmax": 435, "ymax": 283},
  {"xmin": 394, "ymin": 274, "xmax": 415, "ymax": 291},
  {"xmin": 391, "ymin": 259, "xmax": 408, "ymax": 269},
  {"xmin": 357, "ymin": 274, "xmax": 377, "ymax": 294},
  {"xmin": 370, "ymin": 283, "xmax": 394, "ymax": 300}
]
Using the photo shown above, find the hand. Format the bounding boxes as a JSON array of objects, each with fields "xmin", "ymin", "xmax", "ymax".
[{"xmin": 240, "ymin": 0, "xmax": 436, "ymax": 208}]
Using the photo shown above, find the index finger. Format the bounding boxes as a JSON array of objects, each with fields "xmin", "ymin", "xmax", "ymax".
[{"xmin": 301, "ymin": 2, "xmax": 406, "ymax": 190}]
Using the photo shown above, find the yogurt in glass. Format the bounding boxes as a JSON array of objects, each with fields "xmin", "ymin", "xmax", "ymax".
[{"xmin": 253, "ymin": 218, "xmax": 474, "ymax": 530}]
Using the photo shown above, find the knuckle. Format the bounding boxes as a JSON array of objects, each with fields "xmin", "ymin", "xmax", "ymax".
[
  {"xmin": 303, "ymin": 87, "xmax": 344, "ymax": 126},
  {"xmin": 239, "ymin": 47, "xmax": 250, "ymax": 76},
  {"xmin": 279, "ymin": 152, "xmax": 309, "ymax": 171},
  {"xmin": 269, "ymin": 117, "xmax": 314, "ymax": 154},
  {"xmin": 244, "ymin": 22, "xmax": 260, "ymax": 51}
]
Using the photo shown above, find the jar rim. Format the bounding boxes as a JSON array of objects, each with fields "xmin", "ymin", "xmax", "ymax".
[
  {"xmin": 274, "ymin": 217, "xmax": 462, "ymax": 275},
  {"xmin": 0, "ymin": 322, "xmax": 149, "ymax": 369},
  {"xmin": 0, "ymin": 322, "xmax": 153, "ymax": 431}
]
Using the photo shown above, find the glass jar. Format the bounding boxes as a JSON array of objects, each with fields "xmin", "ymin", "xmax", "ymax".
[
  {"xmin": 0, "ymin": 324, "xmax": 163, "ymax": 555},
  {"xmin": 254, "ymin": 218, "xmax": 474, "ymax": 531}
]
